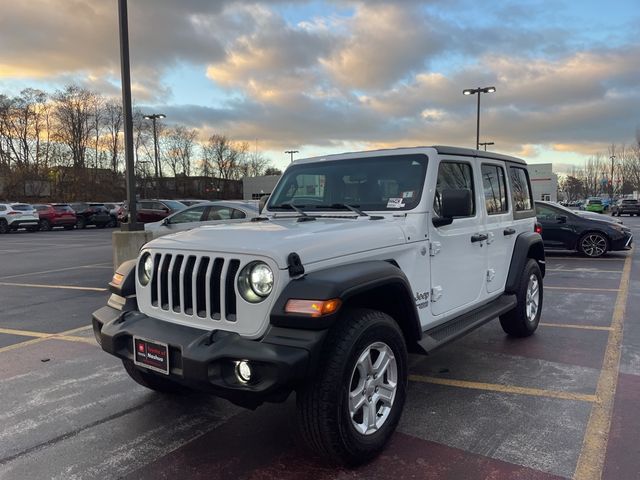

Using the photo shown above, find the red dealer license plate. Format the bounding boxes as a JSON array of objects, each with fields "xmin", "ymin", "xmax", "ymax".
[{"xmin": 133, "ymin": 337, "xmax": 169, "ymax": 375}]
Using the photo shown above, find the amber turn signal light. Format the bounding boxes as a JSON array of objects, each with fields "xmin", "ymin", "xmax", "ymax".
[
  {"xmin": 111, "ymin": 272, "xmax": 124, "ymax": 286},
  {"xmin": 285, "ymin": 298, "xmax": 342, "ymax": 317}
]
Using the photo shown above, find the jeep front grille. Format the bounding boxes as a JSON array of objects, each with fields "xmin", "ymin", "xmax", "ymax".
[{"xmin": 149, "ymin": 253, "xmax": 239, "ymax": 322}]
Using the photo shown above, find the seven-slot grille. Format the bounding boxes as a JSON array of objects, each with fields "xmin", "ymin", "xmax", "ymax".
[{"xmin": 149, "ymin": 253, "xmax": 240, "ymax": 322}]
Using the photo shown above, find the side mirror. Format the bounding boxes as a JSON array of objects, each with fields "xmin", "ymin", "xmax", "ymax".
[
  {"xmin": 162, "ymin": 207, "xmax": 169, "ymax": 213},
  {"xmin": 556, "ymin": 215, "xmax": 567, "ymax": 223},
  {"xmin": 259, "ymin": 194, "xmax": 270, "ymax": 214},
  {"xmin": 433, "ymin": 189, "xmax": 473, "ymax": 228},
  {"xmin": 161, "ymin": 218, "xmax": 169, "ymax": 226}
]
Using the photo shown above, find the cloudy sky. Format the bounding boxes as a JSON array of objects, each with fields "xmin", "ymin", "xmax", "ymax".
[{"xmin": 1, "ymin": 0, "xmax": 638, "ymax": 171}]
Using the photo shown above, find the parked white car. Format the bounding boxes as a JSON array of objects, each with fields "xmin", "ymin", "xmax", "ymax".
[
  {"xmin": 0, "ymin": 203, "xmax": 40, "ymax": 233},
  {"xmin": 144, "ymin": 200, "xmax": 259, "ymax": 238}
]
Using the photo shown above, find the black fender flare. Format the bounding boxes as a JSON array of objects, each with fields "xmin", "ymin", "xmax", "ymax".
[
  {"xmin": 505, "ymin": 232, "xmax": 545, "ymax": 293},
  {"xmin": 270, "ymin": 260, "xmax": 422, "ymax": 342}
]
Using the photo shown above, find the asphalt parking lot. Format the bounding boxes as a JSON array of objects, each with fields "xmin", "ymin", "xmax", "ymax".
[{"xmin": 0, "ymin": 221, "xmax": 639, "ymax": 480}]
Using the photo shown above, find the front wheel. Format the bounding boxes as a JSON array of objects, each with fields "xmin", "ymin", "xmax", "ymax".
[
  {"xmin": 578, "ymin": 232, "xmax": 609, "ymax": 258},
  {"xmin": 297, "ymin": 309, "xmax": 408, "ymax": 466},
  {"xmin": 500, "ymin": 259, "xmax": 543, "ymax": 337},
  {"xmin": 40, "ymin": 219, "xmax": 52, "ymax": 231},
  {"xmin": 0, "ymin": 220, "xmax": 8, "ymax": 234}
]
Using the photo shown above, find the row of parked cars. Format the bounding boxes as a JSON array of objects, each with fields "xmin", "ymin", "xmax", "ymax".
[{"xmin": 0, "ymin": 198, "xmax": 259, "ymax": 235}]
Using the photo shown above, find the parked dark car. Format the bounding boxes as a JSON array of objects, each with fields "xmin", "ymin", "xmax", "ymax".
[
  {"xmin": 119, "ymin": 199, "xmax": 186, "ymax": 224},
  {"xmin": 34, "ymin": 204, "xmax": 77, "ymax": 230},
  {"xmin": 70, "ymin": 202, "xmax": 112, "ymax": 229},
  {"xmin": 611, "ymin": 198, "xmax": 640, "ymax": 216},
  {"xmin": 535, "ymin": 201, "xmax": 633, "ymax": 257}
]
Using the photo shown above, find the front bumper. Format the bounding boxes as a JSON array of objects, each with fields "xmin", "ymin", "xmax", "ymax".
[
  {"xmin": 9, "ymin": 219, "xmax": 39, "ymax": 228},
  {"xmin": 611, "ymin": 231, "xmax": 633, "ymax": 251},
  {"xmin": 92, "ymin": 305, "xmax": 327, "ymax": 407}
]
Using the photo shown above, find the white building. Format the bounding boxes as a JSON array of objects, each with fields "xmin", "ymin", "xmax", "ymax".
[{"xmin": 528, "ymin": 163, "xmax": 558, "ymax": 202}]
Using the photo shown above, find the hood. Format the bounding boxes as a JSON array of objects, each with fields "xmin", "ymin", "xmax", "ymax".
[{"xmin": 145, "ymin": 216, "xmax": 407, "ymax": 269}]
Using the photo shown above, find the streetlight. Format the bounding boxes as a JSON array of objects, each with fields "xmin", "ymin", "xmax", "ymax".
[
  {"xmin": 285, "ymin": 150, "xmax": 299, "ymax": 162},
  {"xmin": 463, "ymin": 86, "xmax": 496, "ymax": 150},
  {"xmin": 479, "ymin": 141, "xmax": 495, "ymax": 151},
  {"xmin": 143, "ymin": 113, "xmax": 166, "ymax": 198}
]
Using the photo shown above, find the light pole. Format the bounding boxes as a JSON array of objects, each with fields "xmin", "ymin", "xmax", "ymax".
[
  {"xmin": 479, "ymin": 141, "xmax": 495, "ymax": 151},
  {"xmin": 143, "ymin": 113, "xmax": 165, "ymax": 198},
  {"xmin": 117, "ymin": 0, "xmax": 141, "ymax": 230},
  {"xmin": 463, "ymin": 86, "xmax": 496, "ymax": 150},
  {"xmin": 285, "ymin": 150, "xmax": 299, "ymax": 163}
]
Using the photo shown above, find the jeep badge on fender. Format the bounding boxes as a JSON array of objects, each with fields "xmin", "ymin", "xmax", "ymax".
[{"xmin": 93, "ymin": 145, "xmax": 544, "ymax": 465}]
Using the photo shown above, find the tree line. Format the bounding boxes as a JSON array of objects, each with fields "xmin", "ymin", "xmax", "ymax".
[
  {"xmin": 559, "ymin": 139, "xmax": 640, "ymax": 201},
  {"xmin": 0, "ymin": 85, "xmax": 282, "ymax": 201}
]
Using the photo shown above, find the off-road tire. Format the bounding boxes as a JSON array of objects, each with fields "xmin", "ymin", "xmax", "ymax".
[
  {"xmin": 500, "ymin": 259, "xmax": 543, "ymax": 337},
  {"xmin": 0, "ymin": 219, "xmax": 8, "ymax": 234},
  {"xmin": 40, "ymin": 219, "xmax": 52, "ymax": 231},
  {"xmin": 296, "ymin": 308, "xmax": 408, "ymax": 466},
  {"xmin": 578, "ymin": 231, "xmax": 609, "ymax": 258},
  {"xmin": 122, "ymin": 359, "xmax": 191, "ymax": 394}
]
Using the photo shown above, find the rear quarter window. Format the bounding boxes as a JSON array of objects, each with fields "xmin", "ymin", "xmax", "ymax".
[{"xmin": 509, "ymin": 166, "xmax": 535, "ymax": 218}]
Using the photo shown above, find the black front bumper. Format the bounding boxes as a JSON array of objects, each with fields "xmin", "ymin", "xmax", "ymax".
[{"xmin": 92, "ymin": 305, "xmax": 327, "ymax": 408}]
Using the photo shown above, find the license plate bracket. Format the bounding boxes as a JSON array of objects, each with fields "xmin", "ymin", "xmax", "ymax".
[{"xmin": 133, "ymin": 336, "xmax": 170, "ymax": 375}]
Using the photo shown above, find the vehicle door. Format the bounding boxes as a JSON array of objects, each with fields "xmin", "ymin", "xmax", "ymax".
[
  {"xmin": 203, "ymin": 206, "xmax": 248, "ymax": 226},
  {"xmin": 429, "ymin": 159, "xmax": 488, "ymax": 317},
  {"xmin": 480, "ymin": 162, "xmax": 513, "ymax": 294},
  {"xmin": 162, "ymin": 206, "xmax": 207, "ymax": 234},
  {"xmin": 535, "ymin": 203, "xmax": 574, "ymax": 247},
  {"xmin": 138, "ymin": 202, "xmax": 154, "ymax": 222}
]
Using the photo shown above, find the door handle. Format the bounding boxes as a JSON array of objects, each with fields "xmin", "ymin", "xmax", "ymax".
[
  {"xmin": 471, "ymin": 233, "xmax": 489, "ymax": 243},
  {"xmin": 503, "ymin": 228, "xmax": 516, "ymax": 236}
]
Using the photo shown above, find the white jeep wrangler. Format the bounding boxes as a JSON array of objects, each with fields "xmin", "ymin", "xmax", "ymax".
[{"xmin": 93, "ymin": 146, "xmax": 545, "ymax": 465}]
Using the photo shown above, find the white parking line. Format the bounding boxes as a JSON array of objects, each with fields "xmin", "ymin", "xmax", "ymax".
[
  {"xmin": 546, "ymin": 268, "xmax": 623, "ymax": 274},
  {"xmin": 0, "ymin": 282, "xmax": 107, "ymax": 292},
  {"xmin": 0, "ymin": 263, "xmax": 112, "ymax": 280}
]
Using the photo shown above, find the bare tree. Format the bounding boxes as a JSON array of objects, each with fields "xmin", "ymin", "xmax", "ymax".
[
  {"xmin": 104, "ymin": 100, "xmax": 123, "ymax": 173},
  {"xmin": 163, "ymin": 125, "xmax": 198, "ymax": 178},
  {"xmin": 202, "ymin": 134, "xmax": 248, "ymax": 180}
]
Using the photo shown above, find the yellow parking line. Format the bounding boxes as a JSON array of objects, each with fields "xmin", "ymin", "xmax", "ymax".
[
  {"xmin": 573, "ymin": 249, "xmax": 633, "ymax": 480},
  {"xmin": 0, "ymin": 325, "xmax": 96, "ymax": 353},
  {"xmin": 409, "ymin": 374, "xmax": 597, "ymax": 403},
  {"xmin": 539, "ymin": 323, "xmax": 613, "ymax": 332},
  {"xmin": 545, "ymin": 286, "xmax": 620, "ymax": 292},
  {"xmin": 547, "ymin": 268, "xmax": 622, "ymax": 274},
  {"xmin": 0, "ymin": 282, "xmax": 107, "ymax": 292}
]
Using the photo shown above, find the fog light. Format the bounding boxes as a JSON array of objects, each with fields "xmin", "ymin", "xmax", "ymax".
[{"xmin": 235, "ymin": 360, "xmax": 252, "ymax": 383}]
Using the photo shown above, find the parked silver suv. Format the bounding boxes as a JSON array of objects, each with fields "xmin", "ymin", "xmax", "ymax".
[{"xmin": 0, "ymin": 203, "xmax": 40, "ymax": 233}]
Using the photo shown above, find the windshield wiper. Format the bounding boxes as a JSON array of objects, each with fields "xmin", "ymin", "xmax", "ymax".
[
  {"xmin": 270, "ymin": 203, "xmax": 315, "ymax": 221},
  {"xmin": 319, "ymin": 203, "xmax": 384, "ymax": 220}
]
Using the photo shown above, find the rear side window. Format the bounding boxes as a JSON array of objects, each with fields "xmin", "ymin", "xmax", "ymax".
[
  {"xmin": 481, "ymin": 164, "xmax": 508, "ymax": 214},
  {"xmin": 12, "ymin": 204, "xmax": 31, "ymax": 211},
  {"xmin": 434, "ymin": 161, "xmax": 475, "ymax": 217},
  {"xmin": 509, "ymin": 167, "xmax": 533, "ymax": 212},
  {"xmin": 54, "ymin": 206, "xmax": 72, "ymax": 212}
]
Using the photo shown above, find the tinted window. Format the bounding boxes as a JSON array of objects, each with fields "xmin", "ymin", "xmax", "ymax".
[
  {"xmin": 434, "ymin": 162, "xmax": 475, "ymax": 217},
  {"xmin": 54, "ymin": 205, "xmax": 72, "ymax": 213},
  {"xmin": 230, "ymin": 208, "xmax": 246, "ymax": 219},
  {"xmin": 509, "ymin": 167, "xmax": 533, "ymax": 211},
  {"xmin": 140, "ymin": 202, "xmax": 155, "ymax": 209},
  {"xmin": 162, "ymin": 200, "xmax": 186, "ymax": 210},
  {"xmin": 169, "ymin": 206, "xmax": 206, "ymax": 224},
  {"xmin": 206, "ymin": 207, "xmax": 234, "ymax": 221},
  {"xmin": 535, "ymin": 203, "xmax": 559, "ymax": 220},
  {"xmin": 34, "ymin": 205, "xmax": 48, "ymax": 211},
  {"xmin": 12, "ymin": 204, "xmax": 32, "ymax": 211},
  {"xmin": 622, "ymin": 199, "xmax": 637, "ymax": 204},
  {"xmin": 481, "ymin": 164, "xmax": 508, "ymax": 214}
]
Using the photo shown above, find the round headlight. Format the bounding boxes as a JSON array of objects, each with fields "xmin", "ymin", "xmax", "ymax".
[
  {"xmin": 139, "ymin": 253, "xmax": 153, "ymax": 286},
  {"xmin": 238, "ymin": 261, "xmax": 273, "ymax": 303}
]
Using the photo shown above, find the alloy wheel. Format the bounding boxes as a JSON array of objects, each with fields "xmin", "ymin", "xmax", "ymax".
[
  {"xmin": 348, "ymin": 341, "xmax": 398, "ymax": 435},
  {"xmin": 526, "ymin": 274, "xmax": 540, "ymax": 322},
  {"xmin": 581, "ymin": 234, "xmax": 607, "ymax": 257}
]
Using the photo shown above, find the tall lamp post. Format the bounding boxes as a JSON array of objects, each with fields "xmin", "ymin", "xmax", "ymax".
[
  {"xmin": 479, "ymin": 141, "xmax": 495, "ymax": 151},
  {"xmin": 117, "ymin": 0, "xmax": 141, "ymax": 230},
  {"xmin": 463, "ymin": 86, "xmax": 496, "ymax": 150},
  {"xmin": 144, "ymin": 113, "xmax": 165, "ymax": 199},
  {"xmin": 285, "ymin": 150, "xmax": 299, "ymax": 163}
]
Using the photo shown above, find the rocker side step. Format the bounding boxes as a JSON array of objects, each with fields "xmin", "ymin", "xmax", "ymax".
[{"xmin": 417, "ymin": 294, "xmax": 517, "ymax": 353}]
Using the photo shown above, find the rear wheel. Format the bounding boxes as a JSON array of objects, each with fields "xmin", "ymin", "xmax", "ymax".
[
  {"xmin": 578, "ymin": 232, "xmax": 609, "ymax": 258},
  {"xmin": 40, "ymin": 219, "xmax": 52, "ymax": 231},
  {"xmin": 297, "ymin": 308, "xmax": 408, "ymax": 466},
  {"xmin": 122, "ymin": 359, "xmax": 191, "ymax": 394},
  {"xmin": 77, "ymin": 218, "xmax": 86, "ymax": 229},
  {"xmin": 500, "ymin": 259, "xmax": 543, "ymax": 337}
]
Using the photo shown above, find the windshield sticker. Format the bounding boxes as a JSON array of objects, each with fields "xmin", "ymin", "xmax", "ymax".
[
  {"xmin": 401, "ymin": 191, "xmax": 415, "ymax": 199},
  {"xmin": 387, "ymin": 198, "xmax": 405, "ymax": 209}
]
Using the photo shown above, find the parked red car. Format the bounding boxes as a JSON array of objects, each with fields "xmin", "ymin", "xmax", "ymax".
[
  {"xmin": 118, "ymin": 199, "xmax": 186, "ymax": 224},
  {"xmin": 33, "ymin": 204, "xmax": 77, "ymax": 231}
]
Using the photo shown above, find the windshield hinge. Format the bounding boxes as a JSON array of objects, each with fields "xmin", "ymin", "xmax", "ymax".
[
  {"xmin": 429, "ymin": 241, "xmax": 441, "ymax": 256},
  {"xmin": 431, "ymin": 286, "xmax": 443, "ymax": 302}
]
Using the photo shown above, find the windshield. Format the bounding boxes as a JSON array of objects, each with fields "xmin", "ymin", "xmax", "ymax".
[
  {"xmin": 268, "ymin": 154, "xmax": 428, "ymax": 212},
  {"xmin": 12, "ymin": 204, "xmax": 32, "ymax": 211}
]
